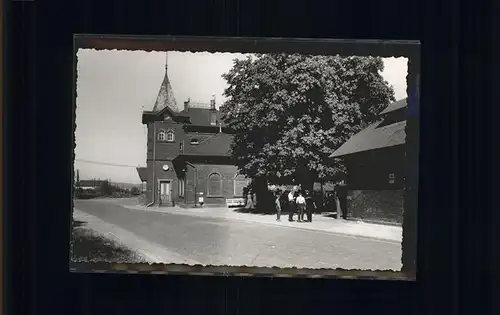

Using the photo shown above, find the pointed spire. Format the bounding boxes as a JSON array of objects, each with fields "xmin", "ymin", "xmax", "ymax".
[{"xmin": 152, "ymin": 51, "xmax": 179, "ymax": 112}]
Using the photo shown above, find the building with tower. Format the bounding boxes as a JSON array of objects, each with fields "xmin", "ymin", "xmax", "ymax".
[{"xmin": 138, "ymin": 53, "xmax": 251, "ymax": 208}]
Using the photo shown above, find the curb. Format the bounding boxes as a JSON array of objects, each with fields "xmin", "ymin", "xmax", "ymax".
[{"xmin": 122, "ymin": 205, "xmax": 402, "ymax": 244}]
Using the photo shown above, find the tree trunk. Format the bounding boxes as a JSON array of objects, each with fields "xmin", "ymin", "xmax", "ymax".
[
  {"xmin": 253, "ymin": 176, "xmax": 270, "ymax": 212},
  {"xmin": 320, "ymin": 178, "xmax": 324, "ymax": 208}
]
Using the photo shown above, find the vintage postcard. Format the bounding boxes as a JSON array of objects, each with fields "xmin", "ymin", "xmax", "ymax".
[{"xmin": 70, "ymin": 36, "xmax": 419, "ymax": 280}]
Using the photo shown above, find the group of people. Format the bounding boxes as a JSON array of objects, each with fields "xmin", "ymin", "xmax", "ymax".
[{"xmin": 274, "ymin": 189, "xmax": 317, "ymax": 222}]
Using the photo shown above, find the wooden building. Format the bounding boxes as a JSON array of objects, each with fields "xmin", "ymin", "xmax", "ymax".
[
  {"xmin": 330, "ymin": 98, "xmax": 407, "ymax": 224},
  {"xmin": 140, "ymin": 55, "xmax": 250, "ymax": 207}
]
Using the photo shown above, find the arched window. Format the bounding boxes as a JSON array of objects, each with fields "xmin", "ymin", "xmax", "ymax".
[
  {"xmin": 234, "ymin": 174, "xmax": 249, "ymax": 196},
  {"xmin": 166, "ymin": 129, "xmax": 175, "ymax": 142},
  {"xmin": 157, "ymin": 130, "xmax": 166, "ymax": 141},
  {"xmin": 208, "ymin": 173, "xmax": 223, "ymax": 196}
]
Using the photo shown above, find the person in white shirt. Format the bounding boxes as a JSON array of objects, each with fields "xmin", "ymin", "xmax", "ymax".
[
  {"xmin": 288, "ymin": 189, "xmax": 296, "ymax": 222},
  {"xmin": 295, "ymin": 192, "xmax": 306, "ymax": 222}
]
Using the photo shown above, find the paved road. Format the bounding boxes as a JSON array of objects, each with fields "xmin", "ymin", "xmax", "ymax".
[{"xmin": 74, "ymin": 200, "xmax": 402, "ymax": 270}]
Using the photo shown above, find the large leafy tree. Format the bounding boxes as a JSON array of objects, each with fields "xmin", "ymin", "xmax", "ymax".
[{"xmin": 220, "ymin": 53, "xmax": 395, "ymax": 189}]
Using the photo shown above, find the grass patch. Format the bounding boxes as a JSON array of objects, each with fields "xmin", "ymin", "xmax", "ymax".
[{"xmin": 70, "ymin": 220, "xmax": 146, "ymax": 263}]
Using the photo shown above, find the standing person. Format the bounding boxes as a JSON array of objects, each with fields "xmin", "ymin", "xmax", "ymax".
[
  {"xmin": 245, "ymin": 189, "xmax": 255, "ymax": 209},
  {"xmin": 305, "ymin": 190, "xmax": 316, "ymax": 222},
  {"xmin": 336, "ymin": 182, "xmax": 348, "ymax": 219},
  {"xmin": 333, "ymin": 187, "xmax": 341, "ymax": 219},
  {"xmin": 288, "ymin": 189, "xmax": 296, "ymax": 222},
  {"xmin": 275, "ymin": 192, "xmax": 282, "ymax": 221},
  {"xmin": 296, "ymin": 192, "xmax": 306, "ymax": 222}
]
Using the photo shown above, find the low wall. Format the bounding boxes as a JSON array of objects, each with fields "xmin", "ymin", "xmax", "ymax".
[{"xmin": 347, "ymin": 190, "xmax": 404, "ymax": 225}]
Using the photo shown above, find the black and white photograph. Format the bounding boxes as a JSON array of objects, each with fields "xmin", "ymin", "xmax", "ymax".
[{"xmin": 70, "ymin": 36, "xmax": 419, "ymax": 278}]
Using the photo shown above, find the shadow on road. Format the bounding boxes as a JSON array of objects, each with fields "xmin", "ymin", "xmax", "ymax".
[
  {"xmin": 233, "ymin": 207, "xmax": 341, "ymax": 219},
  {"xmin": 232, "ymin": 207, "xmax": 275, "ymax": 215}
]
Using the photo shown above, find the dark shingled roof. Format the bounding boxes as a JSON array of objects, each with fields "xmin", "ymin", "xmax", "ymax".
[
  {"xmin": 330, "ymin": 120, "xmax": 406, "ymax": 158},
  {"xmin": 182, "ymin": 133, "xmax": 233, "ymax": 157},
  {"xmin": 136, "ymin": 167, "xmax": 148, "ymax": 182},
  {"xmin": 178, "ymin": 108, "xmax": 226, "ymax": 127},
  {"xmin": 379, "ymin": 98, "xmax": 407, "ymax": 115}
]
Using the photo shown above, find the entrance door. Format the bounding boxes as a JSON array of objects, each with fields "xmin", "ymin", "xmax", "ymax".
[{"xmin": 159, "ymin": 180, "xmax": 171, "ymax": 205}]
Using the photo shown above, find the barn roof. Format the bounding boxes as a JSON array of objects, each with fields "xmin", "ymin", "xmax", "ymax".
[
  {"xmin": 330, "ymin": 120, "xmax": 406, "ymax": 158},
  {"xmin": 182, "ymin": 133, "xmax": 233, "ymax": 157},
  {"xmin": 379, "ymin": 98, "xmax": 407, "ymax": 115},
  {"xmin": 136, "ymin": 167, "xmax": 148, "ymax": 182}
]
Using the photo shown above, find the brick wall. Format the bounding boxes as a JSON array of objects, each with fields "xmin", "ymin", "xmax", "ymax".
[
  {"xmin": 347, "ymin": 189, "xmax": 404, "ymax": 225},
  {"xmin": 147, "ymin": 121, "xmax": 185, "ymax": 160},
  {"xmin": 181, "ymin": 163, "xmax": 249, "ymax": 207},
  {"xmin": 144, "ymin": 160, "xmax": 179, "ymax": 205}
]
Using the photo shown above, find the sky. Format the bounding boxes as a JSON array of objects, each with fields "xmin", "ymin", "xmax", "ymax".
[{"xmin": 75, "ymin": 49, "xmax": 408, "ymax": 184}]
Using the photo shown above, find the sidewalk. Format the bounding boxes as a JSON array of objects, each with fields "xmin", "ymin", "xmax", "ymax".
[{"xmin": 118, "ymin": 200, "xmax": 402, "ymax": 243}]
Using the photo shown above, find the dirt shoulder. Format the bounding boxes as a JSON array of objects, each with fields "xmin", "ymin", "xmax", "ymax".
[{"xmin": 72, "ymin": 208, "xmax": 201, "ymax": 265}]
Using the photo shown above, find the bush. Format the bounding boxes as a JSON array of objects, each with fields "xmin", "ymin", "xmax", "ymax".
[{"xmin": 75, "ymin": 190, "xmax": 100, "ymax": 199}]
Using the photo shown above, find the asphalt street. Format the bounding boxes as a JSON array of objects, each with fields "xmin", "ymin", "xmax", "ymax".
[{"xmin": 73, "ymin": 199, "xmax": 402, "ymax": 270}]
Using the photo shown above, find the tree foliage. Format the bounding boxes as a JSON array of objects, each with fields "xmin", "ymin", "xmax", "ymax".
[{"xmin": 220, "ymin": 53, "xmax": 396, "ymax": 184}]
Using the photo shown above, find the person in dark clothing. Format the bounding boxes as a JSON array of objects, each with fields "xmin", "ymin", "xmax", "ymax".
[
  {"xmin": 305, "ymin": 190, "xmax": 316, "ymax": 222},
  {"xmin": 336, "ymin": 183, "xmax": 348, "ymax": 219}
]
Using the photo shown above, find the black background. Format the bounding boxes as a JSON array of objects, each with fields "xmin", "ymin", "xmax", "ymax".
[{"xmin": 5, "ymin": 0, "xmax": 496, "ymax": 314}]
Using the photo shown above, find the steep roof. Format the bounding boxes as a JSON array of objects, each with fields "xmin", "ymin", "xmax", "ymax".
[
  {"xmin": 379, "ymin": 98, "xmax": 407, "ymax": 115},
  {"xmin": 182, "ymin": 133, "xmax": 233, "ymax": 157},
  {"xmin": 136, "ymin": 167, "xmax": 148, "ymax": 182},
  {"xmin": 152, "ymin": 53, "xmax": 179, "ymax": 113},
  {"xmin": 178, "ymin": 108, "xmax": 226, "ymax": 127},
  {"xmin": 330, "ymin": 120, "xmax": 406, "ymax": 158}
]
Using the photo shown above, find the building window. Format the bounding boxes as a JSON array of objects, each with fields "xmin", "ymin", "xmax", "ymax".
[
  {"xmin": 190, "ymin": 139, "xmax": 199, "ymax": 145},
  {"xmin": 166, "ymin": 129, "xmax": 175, "ymax": 142},
  {"xmin": 234, "ymin": 174, "xmax": 249, "ymax": 196},
  {"xmin": 208, "ymin": 173, "xmax": 222, "ymax": 196},
  {"xmin": 389, "ymin": 173, "xmax": 395, "ymax": 184},
  {"xmin": 178, "ymin": 177, "xmax": 185, "ymax": 197},
  {"xmin": 157, "ymin": 130, "xmax": 166, "ymax": 141}
]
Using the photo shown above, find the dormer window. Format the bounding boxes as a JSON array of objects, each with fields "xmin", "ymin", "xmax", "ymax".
[
  {"xmin": 157, "ymin": 129, "xmax": 175, "ymax": 142},
  {"xmin": 190, "ymin": 139, "xmax": 199, "ymax": 145},
  {"xmin": 157, "ymin": 130, "xmax": 166, "ymax": 141},
  {"xmin": 166, "ymin": 130, "xmax": 175, "ymax": 142}
]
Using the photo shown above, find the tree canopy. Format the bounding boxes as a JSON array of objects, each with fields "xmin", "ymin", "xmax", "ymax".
[{"xmin": 220, "ymin": 53, "xmax": 396, "ymax": 185}]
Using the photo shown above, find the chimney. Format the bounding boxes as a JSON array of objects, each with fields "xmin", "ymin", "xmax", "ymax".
[
  {"xmin": 210, "ymin": 93, "xmax": 216, "ymax": 110},
  {"xmin": 184, "ymin": 98, "xmax": 190, "ymax": 111}
]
